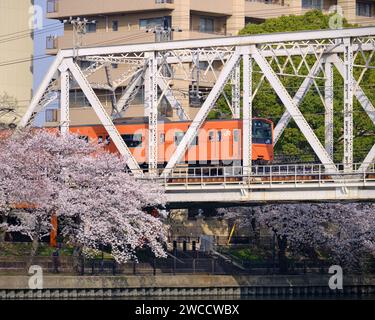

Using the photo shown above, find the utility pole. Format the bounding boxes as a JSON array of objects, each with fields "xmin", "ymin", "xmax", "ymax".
[
  {"xmin": 146, "ymin": 20, "xmax": 182, "ymax": 43},
  {"xmin": 65, "ymin": 17, "xmax": 96, "ymax": 58},
  {"xmin": 190, "ymin": 51, "xmax": 202, "ymax": 107}
]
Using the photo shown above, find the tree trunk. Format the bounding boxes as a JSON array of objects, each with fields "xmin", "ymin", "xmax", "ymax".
[
  {"xmin": 73, "ymin": 245, "xmax": 84, "ymax": 274},
  {"xmin": 0, "ymin": 214, "xmax": 6, "ymax": 243},
  {"xmin": 26, "ymin": 237, "xmax": 39, "ymax": 271},
  {"xmin": 277, "ymin": 235, "xmax": 288, "ymax": 274}
]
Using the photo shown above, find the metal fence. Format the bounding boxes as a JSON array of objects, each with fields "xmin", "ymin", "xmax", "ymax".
[{"xmin": 2, "ymin": 253, "xmax": 371, "ymax": 276}]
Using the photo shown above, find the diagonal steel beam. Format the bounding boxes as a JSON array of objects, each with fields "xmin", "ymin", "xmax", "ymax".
[
  {"xmin": 66, "ymin": 59, "xmax": 143, "ymax": 176},
  {"xmin": 161, "ymin": 53, "xmax": 242, "ymax": 177},
  {"xmin": 273, "ymin": 59, "xmax": 324, "ymax": 144},
  {"xmin": 252, "ymin": 48, "xmax": 337, "ymax": 172},
  {"xmin": 333, "ymin": 55, "xmax": 375, "ymax": 125},
  {"xmin": 361, "ymin": 144, "xmax": 375, "ymax": 172},
  {"xmin": 18, "ymin": 52, "xmax": 63, "ymax": 128},
  {"xmin": 115, "ymin": 70, "xmax": 144, "ymax": 114},
  {"xmin": 157, "ymin": 78, "xmax": 190, "ymax": 120}
]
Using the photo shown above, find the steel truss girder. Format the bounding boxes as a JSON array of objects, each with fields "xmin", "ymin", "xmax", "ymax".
[
  {"xmin": 66, "ymin": 59, "xmax": 143, "ymax": 176},
  {"xmin": 20, "ymin": 28, "xmax": 375, "ymax": 179},
  {"xmin": 161, "ymin": 53, "xmax": 242, "ymax": 177},
  {"xmin": 273, "ymin": 58, "xmax": 326, "ymax": 143},
  {"xmin": 332, "ymin": 55, "xmax": 375, "ymax": 173},
  {"xmin": 57, "ymin": 28, "xmax": 375, "ymax": 58},
  {"xmin": 332, "ymin": 55, "xmax": 375, "ymax": 125},
  {"xmin": 252, "ymin": 47, "xmax": 337, "ymax": 173}
]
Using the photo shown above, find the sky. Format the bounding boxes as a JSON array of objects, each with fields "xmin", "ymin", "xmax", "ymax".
[{"xmin": 33, "ymin": 0, "xmax": 63, "ymax": 126}]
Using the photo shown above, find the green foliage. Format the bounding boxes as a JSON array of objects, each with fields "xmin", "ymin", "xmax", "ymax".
[
  {"xmin": 209, "ymin": 10, "xmax": 375, "ymax": 163},
  {"xmin": 238, "ymin": 10, "xmax": 351, "ymax": 35},
  {"xmin": 225, "ymin": 247, "xmax": 271, "ymax": 262},
  {"xmin": 0, "ymin": 242, "xmax": 74, "ymax": 257}
]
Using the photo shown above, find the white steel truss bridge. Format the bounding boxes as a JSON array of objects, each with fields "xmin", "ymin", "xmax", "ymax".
[{"xmin": 20, "ymin": 27, "xmax": 375, "ymax": 204}]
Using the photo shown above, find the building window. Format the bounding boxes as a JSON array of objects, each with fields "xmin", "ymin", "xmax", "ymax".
[
  {"xmin": 69, "ymin": 90, "xmax": 90, "ymax": 107},
  {"xmin": 47, "ymin": 0, "xmax": 58, "ymax": 13},
  {"xmin": 357, "ymin": 1, "xmax": 373, "ymax": 17},
  {"xmin": 45, "ymin": 109, "xmax": 57, "ymax": 122},
  {"xmin": 198, "ymin": 61, "xmax": 209, "ymax": 70},
  {"xmin": 112, "ymin": 20, "xmax": 119, "ymax": 31},
  {"xmin": 46, "ymin": 36, "xmax": 57, "ymax": 49},
  {"xmin": 80, "ymin": 61, "xmax": 93, "ymax": 69},
  {"xmin": 112, "ymin": 63, "xmax": 118, "ymax": 69},
  {"xmin": 302, "ymin": 0, "xmax": 322, "ymax": 9},
  {"xmin": 132, "ymin": 85, "xmax": 144, "ymax": 104},
  {"xmin": 85, "ymin": 22, "xmax": 97, "ymax": 33},
  {"xmin": 199, "ymin": 17, "xmax": 214, "ymax": 33},
  {"xmin": 139, "ymin": 16, "xmax": 171, "ymax": 30},
  {"xmin": 208, "ymin": 131, "xmax": 215, "ymax": 142}
]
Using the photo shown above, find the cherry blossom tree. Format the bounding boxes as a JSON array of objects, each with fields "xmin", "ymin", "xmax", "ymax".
[
  {"xmin": 58, "ymin": 151, "xmax": 167, "ymax": 263},
  {"xmin": 0, "ymin": 130, "xmax": 98, "ymax": 267},
  {"xmin": 0, "ymin": 129, "xmax": 168, "ymax": 266},
  {"xmin": 221, "ymin": 203, "xmax": 375, "ymax": 272}
]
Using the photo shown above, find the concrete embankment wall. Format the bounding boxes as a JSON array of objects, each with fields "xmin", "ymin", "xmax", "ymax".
[{"xmin": 1, "ymin": 274, "xmax": 375, "ymax": 299}]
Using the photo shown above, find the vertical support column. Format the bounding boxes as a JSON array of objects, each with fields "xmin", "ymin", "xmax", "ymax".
[
  {"xmin": 59, "ymin": 64, "xmax": 70, "ymax": 136},
  {"xmin": 242, "ymin": 48, "xmax": 252, "ymax": 177},
  {"xmin": 232, "ymin": 62, "xmax": 241, "ymax": 119},
  {"xmin": 145, "ymin": 52, "xmax": 158, "ymax": 176},
  {"xmin": 343, "ymin": 38, "xmax": 354, "ymax": 172},
  {"xmin": 324, "ymin": 61, "xmax": 334, "ymax": 159}
]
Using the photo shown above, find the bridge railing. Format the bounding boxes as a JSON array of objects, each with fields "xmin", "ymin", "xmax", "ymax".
[{"xmin": 138, "ymin": 162, "xmax": 375, "ymax": 187}]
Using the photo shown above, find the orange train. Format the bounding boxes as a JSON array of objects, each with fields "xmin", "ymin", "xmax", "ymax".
[{"xmin": 68, "ymin": 118, "xmax": 274, "ymax": 167}]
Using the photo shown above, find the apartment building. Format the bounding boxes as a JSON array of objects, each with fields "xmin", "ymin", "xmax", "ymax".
[
  {"xmin": 0, "ymin": 0, "xmax": 34, "ymax": 126},
  {"xmin": 44, "ymin": 0, "xmax": 375, "ymax": 126},
  {"xmin": 245, "ymin": 0, "xmax": 375, "ymax": 25}
]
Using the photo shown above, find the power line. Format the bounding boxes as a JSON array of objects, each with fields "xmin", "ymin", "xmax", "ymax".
[{"xmin": 0, "ymin": 24, "xmax": 63, "ymax": 45}]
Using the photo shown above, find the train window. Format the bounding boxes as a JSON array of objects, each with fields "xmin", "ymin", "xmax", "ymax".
[
  {"xmin": 217, "ymin": 131, "xmax": 222, "ymax": 142},
  {"xmin": 233, "ymin": 129, "xmax": 239, "ymax": 143},
  {"xmin": 160, "ymin": 133, "xmax": 165, "ymax": 144},
  {"xmin": 122, "ymin": 134, "xmax": 142, "ymax": 148},
  {"xmin": 191, "ymin": 135, "xmax": 199, "ymax": 146},
  {"xmin": 174, "ymin": 132, "xmax": 185, "ymax": 146},
  {"xmin": 98, "ymin": 136, "xmax": 103, "ymax": 144},
  {"xmin": 79, "ymin": 136, "xmax": 89, "ymax": 143},
  {"xmin": 252, "ymin": 120, "xmax": 272, "ymax": 144},
  {"xmin": 208, "ymin": 131, "xmax": 215, "ymax": 142},
  {"xmin": 105, "ymin": 136, "xmax": 111, "ymax": 145}
]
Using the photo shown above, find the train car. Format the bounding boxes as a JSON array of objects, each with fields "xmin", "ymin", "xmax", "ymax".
[{"xmin": 68, "ymin": 118, "xmax": 274, "ymax": 167}]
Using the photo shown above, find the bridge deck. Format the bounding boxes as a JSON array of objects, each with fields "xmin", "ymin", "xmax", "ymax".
[{"xmin": 140, "ymin": 163, "xmax": 375, "ymax": 205}]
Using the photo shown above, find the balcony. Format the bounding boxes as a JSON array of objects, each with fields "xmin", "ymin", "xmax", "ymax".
[
  {"xmin": 46, "ymin": 0, "xmax": 175, "ymax": 19},
  {"xmin": 190, "ymin": 0, "xmax": 233, "ymax": 16},
  {"xmin": 245, "ymin": 0, "xmax": 297, "ymax": 20}
]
